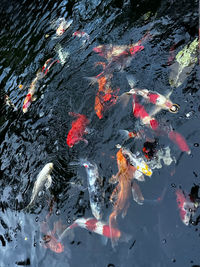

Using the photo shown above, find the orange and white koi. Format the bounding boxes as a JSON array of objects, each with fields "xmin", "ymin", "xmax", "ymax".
[
  {"xmin": 109, "ymin": 148, "xmax": 136, "ymax": 246},
  {"xmin": 66, "ymin": 112, "xmax": 90, "ymax": 147},
  {"xmin": 59, "ymin": 217, "xmax": 124, "ymax": 242},
  {"xmin": 118, "ymin": 145, "xmax": 153, "ymax": 178},
  {"xmin": 55, "ymin": 18, "xmax": 73, "ymax": 36},
  {"xmin": 176, "ymin": 189, "xmax": 198, "ymax": 226},
  {"xmin": 40, "ymin": 221, "xmax": 65, "ymax": 253}
]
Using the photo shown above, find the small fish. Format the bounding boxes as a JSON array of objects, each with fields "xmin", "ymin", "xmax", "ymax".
[
  {"xmin": 59, "ymin": 217, "xmax": 130, "ymax": 244},
  {"xmin": 54, "ymin": 18, "xmax": 73, "ymax": 36},
  {"xmin": 41, "ymin": 58, "xmax": 60, "ymax": 76},
  {"xmin": 5, "ymin": 95, "xmax": 17, "ymax": 110},
  {"xmin": 66, "ymin": 112, "xmax": 90, "ymax": 147},
  {"xmin": 176, "ymin": 189, "xmax": 198, "ymax": 226},
  {"xmin": 168, "ymin": 130, "xmax": 190, "ymax": 154},
  {"xmin": 55, "ymin": 44, "xmax": 69, "ymax": 66},
  {"xmin": 22, "ymin": 70, "xmax": 42, "ymax": 113},
  {"xmin": 119, "ymin": 145, "xmax": 152, "ymax": 178},
  {"xmin": 40, "ymin": 221, "xmax": 65, "ymax": 254},
  {"xmin": 24, "ymin": 163, "xmax": 53, "ymax": 210},
  {"xmin": 80, "ymin": 159, "xmax": 104, "ymax": 220}
]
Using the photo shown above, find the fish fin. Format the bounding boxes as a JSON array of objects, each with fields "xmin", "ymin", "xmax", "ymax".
[
  {"xmin": 81, "ymin": 138, "xmax": 88, "ymax": 145},
  {"xmin": 134, "ymin": 170, "xmax": 145, "ymax": 182},
  {"xmin": 32, "ymin": 96, "xmax": 37, "ymax": 102},
  {"xmin": 45, "ymin": 175, "xmax": 52, "ymax": 190},
  {"xmin": 149, "ymin": 106, "xmax": 162, "ymax": 117},
  {"xmin": 119, "ymin": 231, "xmax": 132, "ymax": 243},
  {"xmin": 119, "ymin": 129, "xmax": 132, "ymax": 141},
  {"xmin": 131, "ymin": 181, "xmax": 144, "ymax": 205},
  {"xmin": 84, "ymin": 76, "xmax": 98, "ymax": 85},
  {"xmin": 84, "ymin": 127, "xmax": 94, "ymax": 134},
  {"xmin": 59, "ymin": 227, "xmax": 75, "ymax": 242},
  {"xmin": 101, "ymin": 235, "xmax": 108, "ymax": 246},
  {"xmin": 117, "ymin": 93, "xmax": 132, "ymax": 108},
  {"xmin": 109, "ymin": 174, "xmax": 119, "ymax": 184},
  {"xmin": 126, "ymin": 74, "xmax": 137, "ymax": 88}
]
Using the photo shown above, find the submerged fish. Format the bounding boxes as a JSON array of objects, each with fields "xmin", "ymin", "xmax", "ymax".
[
  {"xmin": 176, "ymin": 188, "xmax": 199, "ymax": 226},
  {"xmin": 66, "ymin": 112, "xmax": 90, "ymax": 147},
  {"xmin": 51, "ymin": 18, "xmax": 73, "ymax": 37},
  {"xmin": 81, "ymin": 160, "xmax": 104, "ymax": 220},
  {"xmin": 59, "ymin": 217, "xmax": 131, "ymax": 245},
  {"xmin": 25, "ymin": 163, "xmax": 53, "ymax": 210},
  {"xmin": 169, "ymin": 38, "xmax": 198, "ymax": 88},
  {"xmin": 119, "ymin": 145, "xmax": 153, "ymax": 178},
  {"xmin": 40, "ymin": 221, "xmax": 65, "ymax": 254}
]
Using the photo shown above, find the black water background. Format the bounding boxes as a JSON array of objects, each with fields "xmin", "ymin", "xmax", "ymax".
[{"xmin": 0, "ymin": 0, "xmax": 200, "ymax": 266}]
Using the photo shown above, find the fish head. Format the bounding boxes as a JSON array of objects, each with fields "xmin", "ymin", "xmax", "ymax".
[
  {"xmin": 43, "ymin": 234, "xmax": 64, "ymax": 253},
  {"xmin": 47, "ymin": 163, "xmax": 54, "ymax": 170}
]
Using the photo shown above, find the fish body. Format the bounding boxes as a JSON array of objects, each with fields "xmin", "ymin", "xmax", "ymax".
[
  {"xmin": 120, "ymin": 146, "xmax": 152, "ymax": 177},
  {"xmin": 80, "ymin": 160, "xmax": 104, "ymax": 220},
  {"xmin": 168, "ymin": 130, "xmax": 190, "ymax": 154},
  {"xmin": 55, "ymin": 18, "xmax": 73, "ymax": 36},
  {"xmin": 66, "ymin": 113, "xmax": 90, "ymax": 147},
  {"xmin": 25, "ymin": 163, "xmax": 53, "ymax": 210},
  {"xmin": 40, "ymin": 221, "xmax": 65, "ymax": 254},
  {"xmin": 132, "ymin": 95, "xmax": 159, "ymax": 130},
  {"xmin": 60, "ymin": 217, "xmax": 121, "ymax": 241},
  {"xmin": 176, "ymin": 189, "xmax": 198, "ymax": 225},
  {"xmin": 127, "ymin": 88, "xmax": 179, "ymax": 113},
  {"xmin": 109, "ymin": 148, "xmax": 136, "ymax": 245}
]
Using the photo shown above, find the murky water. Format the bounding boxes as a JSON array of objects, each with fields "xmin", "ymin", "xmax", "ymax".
[{"xmin": 0, "ymin": 0, "xmax": 199, "ymax": 266}]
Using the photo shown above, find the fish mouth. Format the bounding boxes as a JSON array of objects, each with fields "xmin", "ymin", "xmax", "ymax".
[{"xmin": 169, "ymin": 103, "xmax": 180, "ymax": 113}]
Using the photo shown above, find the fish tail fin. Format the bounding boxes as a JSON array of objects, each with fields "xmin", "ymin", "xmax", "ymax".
[
  {"xmin": 116, "ymin": 93, "xmax": 132, "ymax": 108},
  {"xmin": 109, "ymin": 212, "xmax": 119, "ymax": 249},
  {"xmin": 119, "ymin": 129, "xmax": 136, "ymax": 141},
  {"xmin": 126, "ymin": 74, "xmax": 137, "ymax": 88},
  {"xmin": 59, "ymin": 223, "xmax": 77, "ymax": 242},
  {"xmin": 84, "ymin": 76, "xmax": 98, "ymax": 86},
  {"xmin": 119, "ymin": 231, "xmax": 132, "ymax": 243}
]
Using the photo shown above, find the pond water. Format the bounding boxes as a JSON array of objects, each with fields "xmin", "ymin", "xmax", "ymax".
[{"xmin": 0, "ymin": 0, "xmax": 199, "ymax": 266}]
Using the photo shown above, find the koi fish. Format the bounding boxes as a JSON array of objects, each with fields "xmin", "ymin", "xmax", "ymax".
[
  {"xmin": 176, "ymin": 189, "xmax": 198, "ymax": 226},
  {"xmin": 22, "ymin": 70, "xmax": 43, "ymax": 113},
  {"xmin": 66, "ymin": 112, "xmax": 90, "ymax": 147},
  {"xmin": 54, "ymin": 18, "xmax": 73, "ymax": 36},
  {"xmin": 5, "ymin": 95, "xmax": 17, "ymax": 110},
  {"xmin": 79, "ymin": 159, "xmax": 104, "ymax": 220},
  {"xmin": 109, "ymin": 148, "xmax": 136, "ymax": 246},
  {"xmin": 119, "ymin": 145, "xmax": 153, "ymax": 178},
  {"xmin": 126, "ymin": 86, "xmax": 179, "ymax": 113},
  {"xmin": 132, "ymin": 95, "xmax": 159, "ymax": 130},
  {"xmin": 24, "ymin": 163, "xmax": 53, "ymax": 210},
  {"xmin": 40, "ymin": 221, "xmax": 65, "ymax": 254},
  {"xmin": 59, "ymin": 217, "xmax": 130, "ymax": 244},
  {"xmin": 168, "ymin": 130, "xmax": 190, "ymax": 154},
  {"xmin": 23, "ymin": 58, "xmax": 59, "ymax": 113}
]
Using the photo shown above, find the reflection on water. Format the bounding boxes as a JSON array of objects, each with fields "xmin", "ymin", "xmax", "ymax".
[{"xmin": 0, "ymin": 0, "xmax": 199, "ymax": 266}]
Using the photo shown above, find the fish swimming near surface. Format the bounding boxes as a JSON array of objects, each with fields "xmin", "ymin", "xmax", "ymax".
[
  {"xmin": 59, "ymin": 217, "xmax": 131, "ymax": 245},
  {"xmin": 23, "ymin": 58, "xmax": 59, "ymax": 113},
  {"xmin": 109, "ymin": 148, "xmax": 136, "ymax": 246},
  {"xmin": 24, "ymin": 163, "xmax": 53, "ymax": 211},
  {"xmin": 118, "ymin": 145, "xmax": 153, "ymax": 179},
  {"xmin": 66, "ymin": 112, "xmax": 90, "ymax": 147},
  {"xmin": 125, "ymin": 78, "xmax": 180, "ymax": 114},
  {"xmin": 51, "ymin": 18, "xmax": 73, "ymax": 37},
  {"xmin": 80, "ymin": 159, "xmax": 104, "ymax": 220},
  {"xmin": 176, "ymin": 188, "xmax": 199, "ymax": 226}
]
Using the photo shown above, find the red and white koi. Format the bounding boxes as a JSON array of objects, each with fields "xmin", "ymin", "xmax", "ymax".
[
  {"xmin": 168, "ymin": 130, "xmax": 190, "ymax": 154},
  {"xmin": 59, "ymin": 217, "xmax": 123, "ymax": 242},
  {"xmin": 42, "ymin": 58, "xmax": 60, "ymax": 76},
  {"xmin": 66, "ymin": 112, "xmax": 90, "ymax": 147},
  {"xmin": 176, "ymin": 189, "xmax": 198, "ymax": 226},
  {"xmin": 132, "ymin": 95, "xmax": 159, "ymax": 130}
]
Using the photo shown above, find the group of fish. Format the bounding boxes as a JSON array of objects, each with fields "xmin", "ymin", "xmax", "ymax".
[{"xmin": 6, "ymin": 17, "xmax": 199, "ymax": 254}]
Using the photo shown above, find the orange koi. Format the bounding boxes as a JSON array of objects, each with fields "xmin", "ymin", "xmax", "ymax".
[
  {"xmin": 66, "ymin": 112, "xmax": 90, "ymax": 147},
  {"xmin": 109, "ymin": 148, "xmax": 136, "ymax": 245}
]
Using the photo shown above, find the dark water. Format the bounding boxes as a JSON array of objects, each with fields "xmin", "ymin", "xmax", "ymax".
[{"xmin": 0, "ymin": 0, "xmax": 199, "ymax": 266}]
